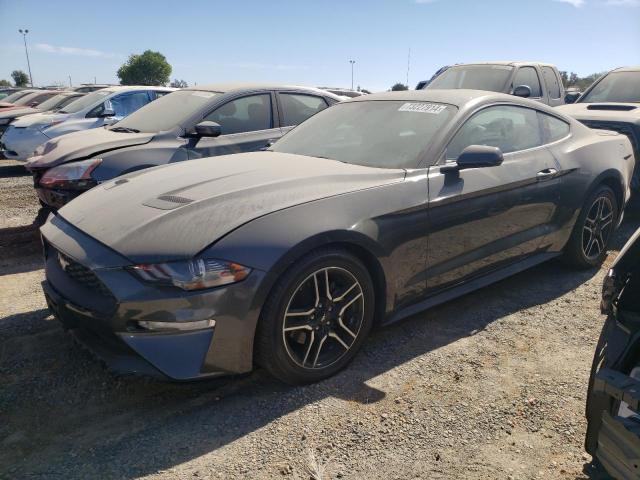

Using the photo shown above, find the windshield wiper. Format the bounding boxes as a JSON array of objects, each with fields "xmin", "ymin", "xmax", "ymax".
[{"xmin": 110, "ymin": 126, "xmax": 140, "ymax": 133}]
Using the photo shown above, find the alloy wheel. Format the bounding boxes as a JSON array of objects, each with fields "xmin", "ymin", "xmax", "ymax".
[
  {"xmin": 282, "ymin": 267, "xmax": 365, "ymax": 370},
  {"xmin": 582, "ymin": 195, "xmax": 614, "ymax": 260}
]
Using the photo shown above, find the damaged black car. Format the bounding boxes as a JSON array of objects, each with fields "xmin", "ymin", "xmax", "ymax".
[{"xmin": 586, "ymin": 227, "xmax": 640, "ymax": 478}]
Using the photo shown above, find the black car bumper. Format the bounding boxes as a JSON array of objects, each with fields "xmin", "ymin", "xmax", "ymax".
[
  {"xmin": 41, "ymin": 216, "xmax": 267, "ymax": 380},
  {"xmin": 35, "ymin": 186, "xmax": 83, "ymax": 210},
  {"xmin": 586, "ymin": 313, "xmax": 640, "ymax": 478}
]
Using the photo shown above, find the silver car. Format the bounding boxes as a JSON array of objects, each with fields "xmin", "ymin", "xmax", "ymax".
[{"xmin": 1, "ymin": 86, "xmax": 174, "ymax": 161}]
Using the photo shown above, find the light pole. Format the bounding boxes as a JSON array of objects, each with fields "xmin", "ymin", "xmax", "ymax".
[
  {"xmin": 18, "ymin": 29, "xmax": 33, "ymax": 87},
  {"xmin": 349, "ymin": 60, "xmax": 355, "ymax": 91}
]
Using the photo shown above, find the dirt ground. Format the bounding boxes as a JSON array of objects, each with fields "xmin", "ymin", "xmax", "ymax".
[{"xmin": 0, "ymin": 158, "xmax": 634, "ymax": 479}]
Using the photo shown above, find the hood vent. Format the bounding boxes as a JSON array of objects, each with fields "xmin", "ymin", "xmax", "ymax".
[
  {"xmin": 143, "ymin": 194, "xmax": 194, "ymax": 210},
  {"xmin": 587, "ymin": 104, "xmax": 637, "ymax": 111}
]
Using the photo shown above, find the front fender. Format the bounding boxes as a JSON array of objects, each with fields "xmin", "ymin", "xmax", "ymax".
[{"xmin": 203, "ymin": 176, "xmax": 430, "ymax": 319}]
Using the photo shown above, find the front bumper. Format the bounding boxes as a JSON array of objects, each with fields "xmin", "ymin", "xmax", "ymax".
[
  {"xmin": 1, "ymin": 126, "xmax": 49, "ymax": 161},
  {"xmin": 590, "ymin": 368, "xmax": 640, "ymax": 478},
  {"xmin": 35, "ymin": 185, "xmax": 83, "ymax": 209},
  {"xmin": 41, "ymin": 215, "xmax": 267, "ymax": 380},
  {"xmin": 586, "ymin": 312, "xmax": 640, "ymax": 478}
]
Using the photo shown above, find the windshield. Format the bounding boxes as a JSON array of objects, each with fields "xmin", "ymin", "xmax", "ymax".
[
  {"xmin": 3, "ymin": 90, "xmax": 33, "ymax": 103},
  {"xmin": 36, "ymin": 94, "xmax": 76, "ymax": 111},
  {"xmin": 113, "ymin": 90, "xmax": 219, "ymax": 133},
  {"xmin": 579, "ymin": 71, "xmax": 640, "ymax": 103},
  {"xmin": 14, "ymin": 92, "xmax": 48, "ymax": 106},
  {"xmin": 427, "ymin": 65, "xmax": 513, "ymax": 92},
  {"xmin": 59, "ymin": 89, "xmax": 111, "ymax": 113},
  {"xmin": 271, "ymin": 100, "xmax": 457, "ymax": 169}
]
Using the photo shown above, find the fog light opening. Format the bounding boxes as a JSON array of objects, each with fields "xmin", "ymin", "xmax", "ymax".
[{"xmin": 137, "ymin": 319, "xmax": 216, "ymax": 332}]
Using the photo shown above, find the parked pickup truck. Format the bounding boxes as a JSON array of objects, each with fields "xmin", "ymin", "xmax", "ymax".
[
  {"xmin": 557, "ymin": 66, "xmax": 640, "ymax": 190},
  {"xmin": 424, "ymin": 61, "xmax": 566, "ymax": 107}
]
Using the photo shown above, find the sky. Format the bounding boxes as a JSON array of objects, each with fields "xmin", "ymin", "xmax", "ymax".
[{"xmin": 0, "ymin": 0, "xmax": 638, "ymax": 92}]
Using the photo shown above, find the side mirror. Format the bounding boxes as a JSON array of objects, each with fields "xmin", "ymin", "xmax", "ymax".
[
  {"xmin": 513, "ymin": 85, "xmax": 532, "ymax": 98},
  {"xmin": 194, "ymin": 121, "xmax": 222, "ymax": 138},
  {"xmin": 564, "ymin": 92, "xmax": 580, "ymax": 104},
  {"xmin": 98, "ymin": 108, "xmax": 116, "ymax": 118},
  {"xmin": 440, "ymin": 145, "xmax": 504, "ymax": 173}
]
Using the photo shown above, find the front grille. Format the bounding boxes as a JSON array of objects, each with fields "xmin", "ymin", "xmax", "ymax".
[{"xmin": 57, "ymin": 250, "xmax": 115, "ymax": 301}]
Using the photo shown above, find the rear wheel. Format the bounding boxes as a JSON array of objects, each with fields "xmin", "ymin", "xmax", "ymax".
[
  {"xmin": 564, "ymin": 185, "xmax": 618, "ymax": 268},
  {"xmin": 255, "ymin": 249, "xmax": 375, "ymax": 384}
]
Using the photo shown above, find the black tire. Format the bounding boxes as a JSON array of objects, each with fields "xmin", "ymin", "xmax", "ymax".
[
  {"xmin": 255, "ymin": 248, "xmax": 375, "ymax": 385},
  {"xmin": 563, "ymin": 185, "xmax": 618, "ymax": 269}
]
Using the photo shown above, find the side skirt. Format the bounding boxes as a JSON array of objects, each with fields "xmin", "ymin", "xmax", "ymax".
[{"xmin": 383, "ymin": 252, "xmax": 560, "ymax": 326}]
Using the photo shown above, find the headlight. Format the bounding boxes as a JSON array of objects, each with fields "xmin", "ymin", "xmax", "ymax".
[
  {"xmin": 129, "ymin": 258, "xmax": 251, "ymax": 291},
  {"xmin": 33, "ymin": 143, "xmax": 46, "ymax": 156},
  {"xmin": 41, "ymin": 119, "xmax": 64, "ymax": 130},
  {"xmin": 39, "ymin": 158, "xmax": 102, "ymax": 190}
]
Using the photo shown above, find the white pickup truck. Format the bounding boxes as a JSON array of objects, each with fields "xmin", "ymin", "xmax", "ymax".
[{"xmin": 424, "ymin": 61, "xmax": 566, "ymax": 107}]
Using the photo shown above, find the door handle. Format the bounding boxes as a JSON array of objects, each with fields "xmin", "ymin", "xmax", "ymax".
[{"xmin": 536, "ymin": 168, "xmax": 557, "ymax": 180}]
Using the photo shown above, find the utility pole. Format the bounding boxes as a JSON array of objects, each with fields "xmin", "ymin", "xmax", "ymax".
[
  {"xmin": 18, "ymin": 29, "xmax": 33, "ymax": 87},
  {"xmin": 406, "ymin": 48, "xmax": 411, "ymax": 89},
  {"xmin": 68, "ymin": 75, "xmax": 72, "ymax": 88},
  {"xmin": 349, "ymin": 60, "xmax": 356, "ymax": 91}
]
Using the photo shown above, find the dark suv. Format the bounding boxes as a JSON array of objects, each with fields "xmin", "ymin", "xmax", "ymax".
[{"xmin": 26, "ymin": 84, "xmax": 341, "ymax": 209}]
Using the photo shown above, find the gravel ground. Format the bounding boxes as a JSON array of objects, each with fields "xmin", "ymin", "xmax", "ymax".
[{"xmin": 0, "ymin": 161, "xmax": 635, "ymax": 479}]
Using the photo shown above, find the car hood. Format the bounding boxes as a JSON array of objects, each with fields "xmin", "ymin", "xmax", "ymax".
[
  {"xmin": 26, "ymin": 128, "xmax": 155, "ymax": 170},
  {"xmin": 58, "ymin": 152, "xmax": 405, "ymax": 263},
  {"xmin": 12, "ymin": 112, "xmax": 69, "ymax": 128},
  {"xmin": 557, "ymin": 103, "xmax": 640, "ymax": 124},
  {"xmin": 0, "ymin": 106, "xmax": 38, "ymax": 119}
]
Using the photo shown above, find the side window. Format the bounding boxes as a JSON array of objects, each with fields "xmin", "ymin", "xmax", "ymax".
[
  {"xmin": 108, "ymin": 92, "xmax": 152, "ymax": 117},
  {"xmin": 542, "ymin": 67, "xmax": 561, "ymax": 99},
  {"xmin": 446, "ymin": 105, "xmax": 543, "ymax": 159},
  {"xmin": 538, "ymin": 112, "xmax": 570, "ymax": 143},
  {"xmin": 280, "ymin": 93, "xmax": 328, "ymax": 127},
  {"xmin": 513, "ymin": 67, "xmax": 542, "ymax": 98},
  {"xmin": 204, "ymin": 94, "xmax": 272, "ymax": 135},
  {"xmin": 154, "ymin": 90, "xmax": 171, "ymax": 99}
]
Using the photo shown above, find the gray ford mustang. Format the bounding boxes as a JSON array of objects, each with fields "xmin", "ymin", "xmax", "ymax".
[{"xmin": 41, "ymin": 89, "xmax": 635, "ymax": 384}]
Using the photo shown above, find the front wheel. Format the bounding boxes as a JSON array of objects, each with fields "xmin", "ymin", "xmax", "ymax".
[
  {"xmin": 255, "ymin": 249, "xmax": 375, "ymax": 384},
  {"xmin": 563, "ymin": 185, "xmax": 618, "ymax": 269}
]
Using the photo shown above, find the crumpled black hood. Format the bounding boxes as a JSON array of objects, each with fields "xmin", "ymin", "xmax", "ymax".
[
  {"xmin": 25, "ymin": 127, "xmax": 155, "ymax": 170},
  {"xmin": 58, "ymin": 152, "xmax": 405, "ymax": 263}
]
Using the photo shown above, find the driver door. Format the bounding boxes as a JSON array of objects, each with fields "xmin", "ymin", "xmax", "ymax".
[
  {"xmin": 425, "ymin": 104, "xmax": 560, "ymax": 294},
  {"xmin": 187, "ymin": 93, "xmax": 281, "ymax": 159}
]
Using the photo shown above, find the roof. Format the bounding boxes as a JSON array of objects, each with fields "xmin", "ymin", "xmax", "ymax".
[
  {"xmin": 449, "ymin": 61, "xmax": 557, "ymax": 68},
  {"xmin": 183, "ymin": 83, "xmax": 342, "ymax": 98},
  {"xmin": 99, "ymin": 85, "xmax": 176, "ymax": 93},
  {"xmin": 349, "ymin": 89, "xmax": 518, "ymax": 107},
  {"xmin": 612, "ymin": 66, "xmax": 640, "ymax": 72}
]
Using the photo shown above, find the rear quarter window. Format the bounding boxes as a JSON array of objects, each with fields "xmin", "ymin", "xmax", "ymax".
[{"xmin": 538, "ymin": 112, "xmax": 570, "ymax": 143}]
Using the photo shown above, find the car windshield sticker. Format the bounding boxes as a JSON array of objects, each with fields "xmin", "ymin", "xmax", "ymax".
[
  {"xmin": 398, "ymin": 103, "xmax": 447, "ymax": 114},
  {"xmin": 191, "ymin": 91, "xmax": 216, "ymax": 98}
]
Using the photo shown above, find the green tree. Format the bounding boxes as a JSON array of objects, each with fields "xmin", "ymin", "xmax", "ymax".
[
  {"xmin": 0, "ymin": 79, "xmax": 12, "ymax": 87},
  {"xmin": 391, "ymin": 82, "xmax": 408, "ymax": 91},
  {"xmin": 117, "ymin": 50, "xmax": 172, "ymax": 86},
  {"xmin": 170, "ymin": 79, "xmax": 188, "ymax": 88},
  {"xmin": 11, "ymin": 70, "xmax": 29, "ymax": 87}
]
